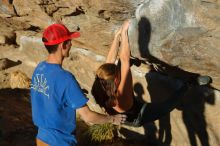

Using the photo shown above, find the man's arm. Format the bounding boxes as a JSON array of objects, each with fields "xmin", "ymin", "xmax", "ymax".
[
  {"xmin": 77, "ymin": 105, "xmax": 126, "ymax": 125},
  {"xmin": 106, "ymin": 28, "xmax": 121, "ymax": 63}
]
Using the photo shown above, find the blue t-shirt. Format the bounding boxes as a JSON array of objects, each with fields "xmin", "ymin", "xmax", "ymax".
[{"xmin": 30, "ymin": 61, "xmax": 88, "ymax": 146}]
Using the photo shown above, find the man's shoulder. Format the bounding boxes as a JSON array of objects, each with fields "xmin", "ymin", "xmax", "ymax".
[
  {"xmin": 56, "ymin": 69, "xmax": 76, "ymax": 81},
  {"xmin": 59, "ymin": 69, "xmax": 73, "ymax": 77}
]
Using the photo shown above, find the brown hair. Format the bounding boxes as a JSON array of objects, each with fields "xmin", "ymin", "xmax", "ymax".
[
  {"xmin": 91, "ymin": 63, "xmax": 120, "ymax": 114},
  {"xmin": 42, "ymin": 37, "xmax": 70, "ymax": 53}
]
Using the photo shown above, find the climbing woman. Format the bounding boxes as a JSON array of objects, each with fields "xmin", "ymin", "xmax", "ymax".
[{"xmin": 91, "ymin": 20, "xmax": 211, "ymax": 127}]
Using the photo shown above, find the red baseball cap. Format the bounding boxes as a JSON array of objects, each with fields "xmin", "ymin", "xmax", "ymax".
[{"xmin": 42, "ymin": 23, "xmax": 80, "ymax": 45}]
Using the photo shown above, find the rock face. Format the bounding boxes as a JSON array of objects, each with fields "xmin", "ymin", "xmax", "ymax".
[
  {"xmin": 0, "ymin": 0, "xmax": 220, "ymax": 146},
  {"xmin": 10, "ymin": 70, "xmax": 31, "ymax": 89},
  {"xmin": 129, "ymin": 0, "xmax": 220, "ymax": 90},
  {"xmin": 0, "ymin": 58, "xmax": 21, "ymax": 71},
  {"xmin": 2, "ymin": 0, "xmax": 218, "ymax": 89}
]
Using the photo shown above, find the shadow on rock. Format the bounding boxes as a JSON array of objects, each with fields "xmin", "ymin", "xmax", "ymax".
[{"xmin": 0, "ymin": 58, "xmax": 22, "ymax": 71}]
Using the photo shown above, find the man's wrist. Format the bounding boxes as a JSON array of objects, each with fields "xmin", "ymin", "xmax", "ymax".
[{"xmin": 108, "ymin": 115, "xmax": 114, "ymax": 124}]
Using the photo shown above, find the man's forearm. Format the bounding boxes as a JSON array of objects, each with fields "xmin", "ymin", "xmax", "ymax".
[
  {"xmin": 83, "ymin": 110, "xmax": 113, "ymax": 125},
  {"xmin": 77, "ymin": 105, "xmax": 125, "ymax": 125}
]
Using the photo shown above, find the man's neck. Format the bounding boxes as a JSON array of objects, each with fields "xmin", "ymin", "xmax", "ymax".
[{"xmin": 46, "ymin": 53, "xmax": 64, "ymax": 65}]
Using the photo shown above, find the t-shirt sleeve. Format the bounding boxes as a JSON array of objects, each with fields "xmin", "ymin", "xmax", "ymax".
[{"xmin": 64, "ymin": 74, "xmax": 88, "ymax": 109}]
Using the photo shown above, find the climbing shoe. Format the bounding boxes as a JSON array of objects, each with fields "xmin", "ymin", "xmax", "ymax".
[{"xmin": 197, "ymin": 75, "xmax": 212, "ymax": 86}]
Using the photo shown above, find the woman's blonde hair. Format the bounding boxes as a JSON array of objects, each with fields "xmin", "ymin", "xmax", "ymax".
[{"xmin": 91, "ymin": 63, "xmax": 120, "ymax": 114}]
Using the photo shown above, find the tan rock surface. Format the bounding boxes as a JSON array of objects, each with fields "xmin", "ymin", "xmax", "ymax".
[{"xmin": 0, "ymin": 0, "xmax": 219, "ymax": 146}]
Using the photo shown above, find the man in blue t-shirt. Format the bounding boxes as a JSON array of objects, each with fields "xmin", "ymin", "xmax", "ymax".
[{"xmin": 30, "ymin": 23, "xmax": 126, "ymax": 146}]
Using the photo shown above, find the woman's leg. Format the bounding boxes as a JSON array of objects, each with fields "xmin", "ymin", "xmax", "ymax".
[
  {"xmin": 139, "ymin": 75, "xmax": 211, "ymax": 124},
  {"xmin": 124, "ymin": 75, "xmax": 211, "ymax": 127},
  {"xmin": 139, "ymin": 83, "xmax": 188, "ymax": 124}
]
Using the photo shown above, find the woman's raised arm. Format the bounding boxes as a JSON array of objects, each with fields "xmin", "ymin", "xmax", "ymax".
[
  {"xmin": 106, "ymin": 28, "xmax": 122, "ymax": 63},
  {"xmin": 115, "ymin": 20, "xmax": 134, "ymax": 112}
]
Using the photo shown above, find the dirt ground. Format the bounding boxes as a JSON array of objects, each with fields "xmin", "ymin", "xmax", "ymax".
[{"xmin": 0, "ymin": 88, "xmax": 36, "ymax": 146}]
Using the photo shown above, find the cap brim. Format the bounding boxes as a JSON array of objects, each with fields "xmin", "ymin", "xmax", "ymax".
[{"xmin": 70, "ymin": 32, "xmax": 80, "ymax": 39}]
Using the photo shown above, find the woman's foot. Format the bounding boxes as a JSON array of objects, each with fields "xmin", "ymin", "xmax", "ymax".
[
  {"xmin": 197, "ymin": 76, "xmax": 212, "ymax": 85},
  {"xmin": 187, "ymin": 75, "xmax": 212, "ymax": 86}
]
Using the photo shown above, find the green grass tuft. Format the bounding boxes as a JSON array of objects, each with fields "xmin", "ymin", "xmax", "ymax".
[{"xmin": 84, "ymin": 123, "xmax": 117, "ymax": 143}]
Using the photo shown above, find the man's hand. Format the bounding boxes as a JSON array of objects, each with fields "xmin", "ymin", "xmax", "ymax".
[{"xmin": 109, "ymin": 114, "xmax": 127, "ymax": 125}]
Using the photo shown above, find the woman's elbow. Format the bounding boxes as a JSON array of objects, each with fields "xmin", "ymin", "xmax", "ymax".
[{"xmin": 120, "ymin": 55, "xmax": 130, "ymax": 65}]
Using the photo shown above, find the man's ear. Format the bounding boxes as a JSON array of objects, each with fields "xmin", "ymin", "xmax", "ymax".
[
  {"xmin": 61, "ymin": 42, "xmax": 66, "ymax": 50},
  {"xmin": 56, "ymin": 42, "xmax": 63, "ymax": 50}
]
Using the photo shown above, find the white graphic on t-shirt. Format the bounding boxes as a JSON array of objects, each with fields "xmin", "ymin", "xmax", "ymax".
[{"xmin": 31, "ymin": 74, "xmax": 49, "ymax": 98}]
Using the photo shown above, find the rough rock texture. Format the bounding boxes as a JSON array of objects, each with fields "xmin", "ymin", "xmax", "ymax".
[
  {"xmin": 0, "ymin": 58, "xmax": 21, "ymax": 71},
  {"xmin": 0, "ymin": 0, "xmax": 220, "ymax": 146},
  {"xmin": 129, "ymin": 0, "xmax": 220, "ymax": 90},
  {"xmin": 0, "ymin": 0, "xmax": 15, "ymax": 17},
  {"xmin": 9, "ymin": 70, "xmax": 31, "ymax": 89}
]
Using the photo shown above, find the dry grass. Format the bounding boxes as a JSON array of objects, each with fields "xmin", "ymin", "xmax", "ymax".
[{"xmin": 84, "ymin": 123, "xmax": 117, "ymax": 143}]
